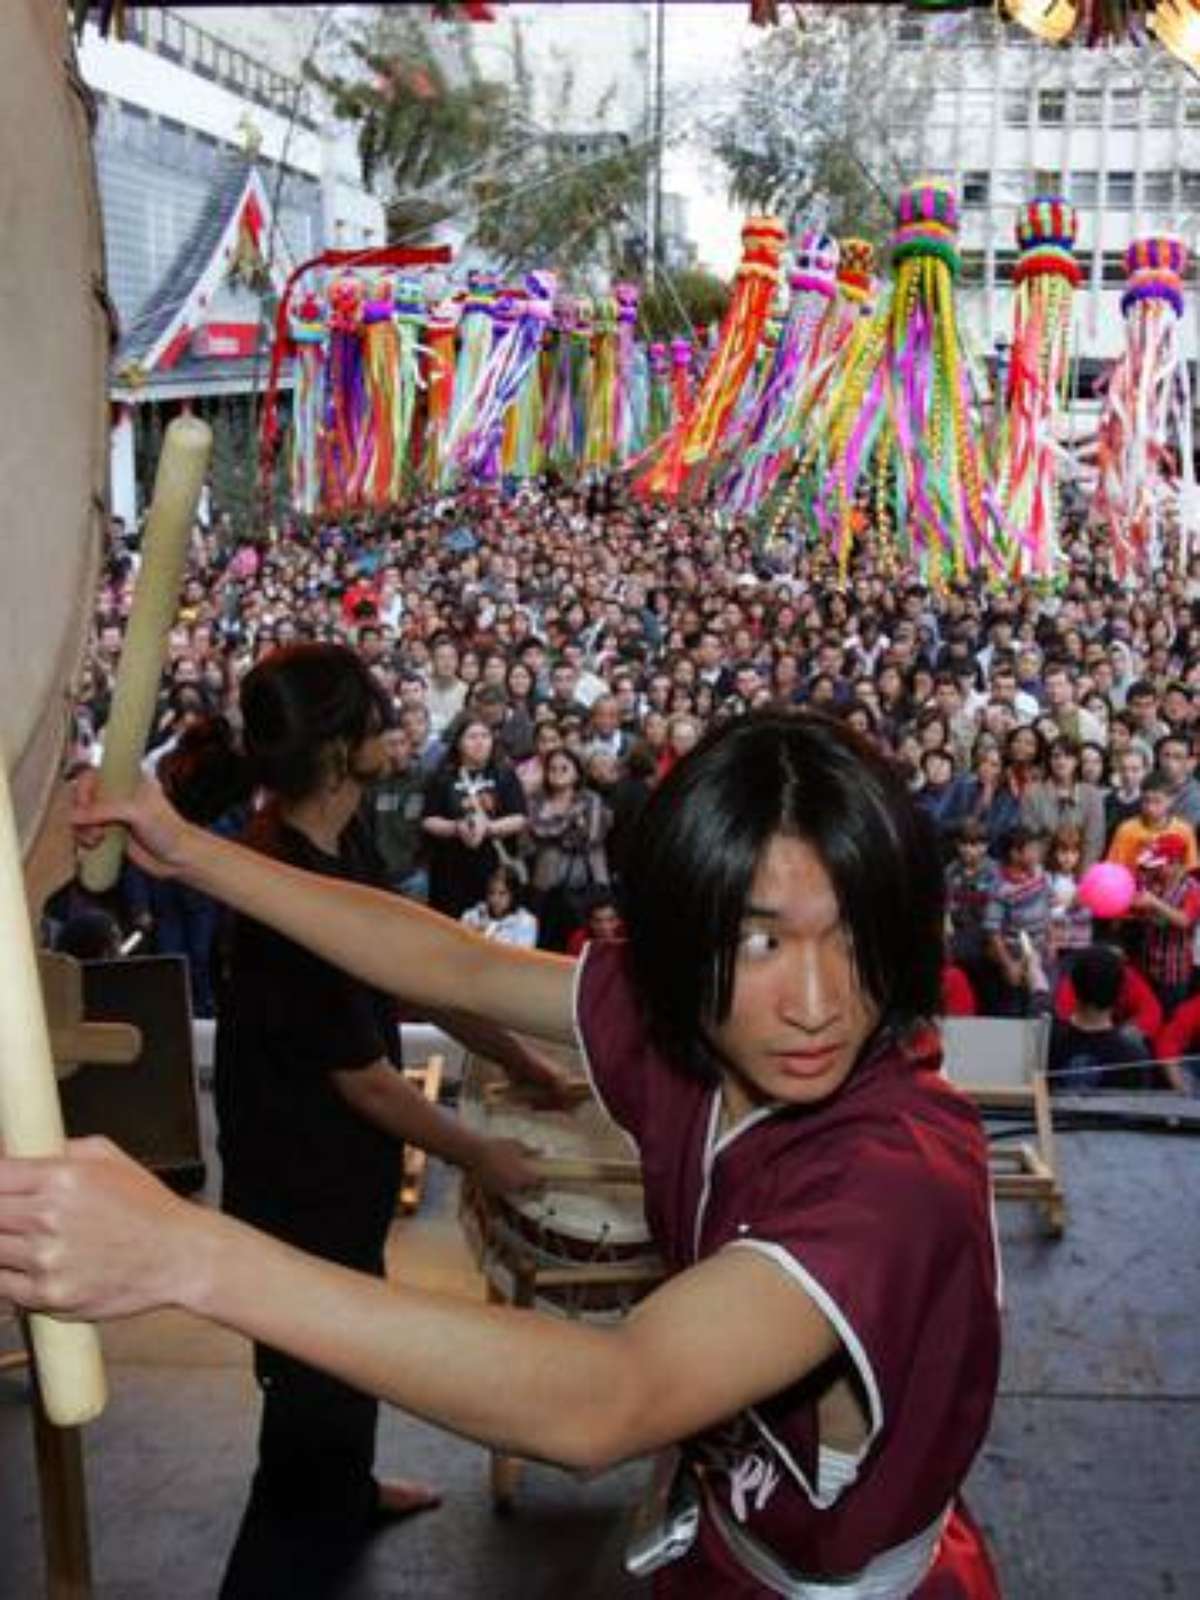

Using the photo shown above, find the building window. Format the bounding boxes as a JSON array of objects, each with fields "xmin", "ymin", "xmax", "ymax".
[
  {"xmin": 1101, "ymin": 252, "xmax": 1126, "ymax": 286},
  {"xmin": 1038, "ymin": 89, "xmax": 1067, "ymax": 125},
  {"xmin": 993, "ymin": 250, "xmax": 1018, "ymax": 286},
  {"xmin": 1106, "ymin": 171, "xmax": 1135, "ymax": 207},
  {"xmin": 1182, "ymin": 171, "xmax": 1200, "ymax": 204},
  {"xmin": 996, "ymin": 170, "xmax": 1028, "ymax": 203},
  {"xmin": 1069, "ymin": 171, "xmax": 1099, "ymax": 206},
  {"xmin": 1186, "ymin": 92, "xmax": 1200, "ymax": 125},
  {"xmin": 960, "ymin": 250, "xmax": 986, "ymax": 286},
  {"xmin": 1147, "ymin": 90, "xmax": 1177, "ymax": 127},
  {"xmin": 1142, "ymin": 172, "xmax": 1175, "ymax": 208},
  {"xmin": 896, "ymin": 17, "xmax": 925, "ymax": 47},
  {"xmin": 962, "ymin": 171, "xmax": 990, "ymax": 207},
  {"xmin": 1110, "ymin": 88, "xmax": 1140, "ymax": 127},
  {"xmin": 1074, "ymin": 89, "xmax": 1103, "ymax": 125},
  {"xmin": 1004, "ymin": 89, "xmax": 1030, "ymax": 126}
]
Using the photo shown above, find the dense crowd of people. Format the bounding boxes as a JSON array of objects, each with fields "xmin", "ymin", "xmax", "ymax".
[{"xmin": 67, "ymin": 478, "xmax": 1200, "ymax": 1092}]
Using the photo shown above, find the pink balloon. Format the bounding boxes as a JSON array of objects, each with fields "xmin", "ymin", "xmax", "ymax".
[{"xmin": 1077, "ymin": 862, "xmax": 1136, "ymax": 919}]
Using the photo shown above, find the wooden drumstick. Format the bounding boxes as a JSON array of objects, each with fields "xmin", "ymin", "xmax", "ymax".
[
  {"xmin": 79, "ymin": 415, "xmax": 213, "ymax": 892},
  {"xmin": 0, "ymin": 757, "xmax": 106, "ymax": 1426}
]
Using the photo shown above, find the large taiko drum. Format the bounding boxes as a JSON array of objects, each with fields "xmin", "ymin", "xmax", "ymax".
[
  {"xmin": 459, "ymin": 1053, "xmax": 665, "ymax": 1320},
  {"xmin": 2, "ymin": 0, "xmax": 110, "ymax": 864}
]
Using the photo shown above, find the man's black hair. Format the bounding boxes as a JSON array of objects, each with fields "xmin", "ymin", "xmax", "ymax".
[
  {"xmin": 622, "ymin": 711, "xmax": 945, "ymax": 1081},
  {"xmin": 1071, "ymin": 944, "xmax": 1125, "ymax": 1014}
]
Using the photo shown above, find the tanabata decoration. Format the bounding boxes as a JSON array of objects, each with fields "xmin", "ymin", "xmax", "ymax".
[
  {"xmin": 358, "ymin": 277, "xmax": 409, "ymax": 507},
  {"xmin": 288, "ymin": 289, "xmax": 326, "ymax": 517},
  {"xmin": 669, "ymin": 337, "xmax": 694, "ymax": 428},
  {"xmin": 541, "ymin": 294, "xmax": 582, "ymax": 475},
  {"xmin": 996, "ymin": 197, "xmax": 1081, "ymax": 578},
  {"xmin": 1090, "ymin": 235, "xmax": 1197, "ymax": 575},
  {"xmin": 453, "ymin": 272, "xmax": 557, "ymax": 485},
  {"xmin": 837, "ymin": 237, "xmax": 877, "ymax": 313},
  {"xmin": 614, "ymin": 282, "xmax": 641, "ymax": 463},
  {"xmin": 443, "ymin": 270, "xmax": 500, "ymax": 486},
  {"xmin": 258, "ymin": 239, "xmax": 451, "ymax": 509},
  {"xmin": 322, "ymin": 274, "xmax": 367, "ymax": 512},
  {"xmin": 635, "ymin": 216, "xmax": 786, "ymax": 498},
  {"xmin": 585, "ymin": 292, "xmax": 620, "ymax": 473},
  {"xmin": 805, "ymin": 178, "xmax": 1006, "ymax": 579},
  {"xmin": 756, "ymin": 237, "xmax": 878, "ymax": 548},
  {"xmin": 507, "ymin": 272, "xmax": 557, "ymax": 480},
  {"xmin": 718, "ymin": 229, "xmax": 841, "ymax": 514},
  {"xmin": 421, "ymin": 297, "xmax": 459, "ymax": 488},
  {"xmin": 647, "ymin": 342, "xmax": 672, "ymax": 444},
  {"xmin": 569, "ymin": 298, "xmax": 595, "ymax": 465}
]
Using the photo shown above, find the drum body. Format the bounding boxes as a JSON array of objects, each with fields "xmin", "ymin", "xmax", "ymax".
[
  {"xmin": 1, "ymin": 1, "xmax": 109, "ymax": 855},
  {"xmin": 460, "ymin": 1054, "xmax": 664, "ymax": 1320}
]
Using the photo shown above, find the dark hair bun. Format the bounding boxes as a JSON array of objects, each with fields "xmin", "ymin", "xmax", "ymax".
[{"xmin": 240, "ymin": 643, "xmax": 390, "ymax": 802}]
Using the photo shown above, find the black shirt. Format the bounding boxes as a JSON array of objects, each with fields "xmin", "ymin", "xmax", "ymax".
[
  {"xmin": 424, "ymin": 761, "xmax": 527, "ymax": 917},
  {"xmin": 214, "ymin": 811, "xmax": 400, "ymax": 1264},
  {"xmin": 1048, "ymin": 1021, "xmax": 1153, "ymax": 1093}
]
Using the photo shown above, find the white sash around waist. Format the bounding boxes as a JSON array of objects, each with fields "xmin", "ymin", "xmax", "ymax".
[{"xmin": 705, "ymin": 1487, "xmax": 950, "ymax": 1600}]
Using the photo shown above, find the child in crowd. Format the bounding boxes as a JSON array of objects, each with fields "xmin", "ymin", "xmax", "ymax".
[
  {"xmin": 564, "ymin": 887, "xmax": 626, "ymax": 957},
  {"xmin": 1048, "ymin": 944, "xmax": 1155, "ymax": 1093},
  {"xmin": 460, "ymin": 866, "xmax": 539, "ymax": 949},
  {"xmin": 1044, "ymin": 823, "xmax": 1093, "ymax": 974},
  {"xmin": 945, "ymin": 820, "xmax": 998, "ymax": 1008},
  {"xmin": 1129, "ymin": 834, "xmax": 1200, "ymax": 1015},
  {"xmin": 983, "ymin": 825, "xmax": 1052, "ymax": 1016}
]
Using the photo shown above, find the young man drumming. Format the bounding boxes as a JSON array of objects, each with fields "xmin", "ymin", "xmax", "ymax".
[{"xmin": 1, "ymin": 713, "xmax": 1001, "ymax": 1597}]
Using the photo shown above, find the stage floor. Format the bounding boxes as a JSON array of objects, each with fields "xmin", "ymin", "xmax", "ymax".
[{"xmin": 2, "ymin": 1091, "xmax": 1198, "ymax": 1598}]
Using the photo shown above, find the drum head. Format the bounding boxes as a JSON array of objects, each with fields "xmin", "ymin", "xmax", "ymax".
[
  {"xmin": 460, "ymin": 1054, "xmax": 651, "ymax": 1245},
  {"xmin": 1, "ymin": 1, "xmax": 108, "ymax": 853}
]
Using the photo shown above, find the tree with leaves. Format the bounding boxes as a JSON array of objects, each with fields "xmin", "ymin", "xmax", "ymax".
[
  {"xmin": 308, "ymin": 8, "xmax": 655, "ymax": 280},
  {"xmin": 706, "ymin": 6, "xmax": 932, "ymax": 249},
  {"xmin": 639, "ymin": 268, "xmax": 731, "ymax": 341}
]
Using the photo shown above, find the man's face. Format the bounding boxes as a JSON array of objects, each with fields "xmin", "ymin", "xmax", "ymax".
[
  {"xmin": 1158, "ymin": 742, "xmax": 1193, "ymax": 787},
  {"xmin": 552, "ymin": 666, "xmax": 578, "ymax": 700},
  {"xmin": 432, "ymin": 642, "xmax": 459, "ymax": 680},
  {"xmin": 1141, "ymin": 790, "xmax": 1171, "ymax": 827},
  {"xmin": 697, "ymin": 634, "xmax": 722, "ymax": 670},
  {"xmin": 1045, "ymin": 672, "xmax": 1072, "ymax": 709},
  {"xmin": 590, "ymin": 698, "xmax": 619, "ymax": 736},
  {"xmin": 1129, "ymin": 693, "xmax": 1157, "ymax": 728},
  {"xmin": 934, "ymin": 684, "xmax": 961, "ymax": 717},
  {"xmin": 588, "ymin": 905, "xmax": 622, "ymax": 942},
  {"xmin": 707, "ymin": 836, "xmax": 880, "ymax": 1122},
  {"xmin": 1117, "ymin": 750, "xmax": 1147, "ymax": 792},
  {"xmin": 1164, "ymin": 690, "xmax": 1192, "ymax": 727},
  {"xmin": 382, "ymin": 728, "xmax": 412, "ymax": 774}
]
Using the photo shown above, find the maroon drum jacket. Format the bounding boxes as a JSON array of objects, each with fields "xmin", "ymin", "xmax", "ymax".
[{"xmin": 573, "ymin": 939, "xmax": 1001, "ymax": 1585}]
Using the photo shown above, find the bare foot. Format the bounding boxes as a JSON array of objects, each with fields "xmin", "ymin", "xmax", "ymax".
[{"xmin": 374, "ymin": 1478, "xmax": 442, "ymax": 1522}]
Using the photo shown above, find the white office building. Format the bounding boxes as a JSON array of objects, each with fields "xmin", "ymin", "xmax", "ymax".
[{"xmin": 888, "ymin": 9, "xmax": 1200, "ymax": 390}]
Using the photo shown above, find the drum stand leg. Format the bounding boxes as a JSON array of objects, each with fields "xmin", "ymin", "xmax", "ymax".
[
  {"xmin": 23, "ymin": 1321, "xmax": 94, "ymax": 1599},
  {"xmin": 486, "ymin": 1277, "xmax": 531, "ymax": 1513}
]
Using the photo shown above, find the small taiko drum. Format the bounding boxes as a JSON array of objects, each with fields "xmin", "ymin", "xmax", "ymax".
[
  {"xmin": 2, "ymin": 0, "xmax": 110, "ymax": 867},
  {"xmin": 459, "ymin": 1053, "xmax": 664, "ymax": 1320}
]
